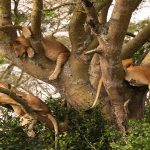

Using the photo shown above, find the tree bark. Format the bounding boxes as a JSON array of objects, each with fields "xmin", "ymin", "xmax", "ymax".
[
  {"xmin": 31, "ymin": 0, "xmax": 43, "ymax": 39},
  {"xmin": 81, "ymin": 0, "xmax": 143, "ymax": 132},
  {"xmin": 98, "ymin": 0, "xmax": 112, "ymax": 24},
  {"xmin": 121, "ymin": 23, "xmax": 150, "ymax": 59}
]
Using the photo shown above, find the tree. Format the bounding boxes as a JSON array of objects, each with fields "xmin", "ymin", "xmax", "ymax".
[{"xmin": 0, "ymin": 0, "xmax": 150, "ymax": 134}]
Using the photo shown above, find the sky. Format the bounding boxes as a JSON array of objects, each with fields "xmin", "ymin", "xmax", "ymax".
[
  {"xmin": 108, "ymin": 0, "xmax": 150, "ymax": 22},
  {"xmin": 131, "ymin": 0, "xmax": 150, "ymax": 22}
]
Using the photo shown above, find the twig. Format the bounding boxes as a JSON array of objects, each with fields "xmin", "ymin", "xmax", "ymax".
[
  {"xmin": 0, "ymin": 64, "xmax": 14, "ymax": 80},
  {"xmin": 0, "ymin": 25, "xmax": 22, "ymax": 31},
  {"xmin": 13, "ymin": 0, "xmax": 20, "ymax": 18}
]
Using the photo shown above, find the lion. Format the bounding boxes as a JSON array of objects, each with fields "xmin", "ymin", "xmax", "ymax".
[{"xmin": 10, "ymin": 26, "xmax": 70, "ymax": 80}]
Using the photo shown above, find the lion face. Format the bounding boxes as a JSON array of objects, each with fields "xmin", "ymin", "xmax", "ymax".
[{"xmin": 11, "ymin": 40, "xmax": 27, "ymax": 57}]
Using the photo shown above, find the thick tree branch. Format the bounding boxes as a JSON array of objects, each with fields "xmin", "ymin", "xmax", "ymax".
[
  {"xmin": 81, "ymin": 0, "xmax": 143, "ymax": 133},
  {"xmin": 81, "ymin": 0, "xmax": 108, "ymax": 52},
  {"xmin": 27, "ymin": 0, "xmax": 48, "ymax": 65},
  {"xmin": 121, "ymin": 23, "xmax": 150, "ymax": 59},
  {"xmin": 69, "ymin": 0, "xmax": 87, "ymax": 53},
  {"xmin": 0, "ymin": 0, "xmax": 17, "ymax": 40},
  {"xmin": 64, "ymin": 0, "xmax": 97, "ymax": 109},
  {"xmin": 108, "ymin": 0, "xmax": 142, "ymax": 51},
  {"xmin": 98, "ymin": 0, "xmax": 112, "ymax": 24},
  {"xmin": 31, "ymin": 0, "xmax": 43, "ymax": 39},
  {"xmin": 82, "ymin": 0, "xmax": 112, "ymax": 52}
]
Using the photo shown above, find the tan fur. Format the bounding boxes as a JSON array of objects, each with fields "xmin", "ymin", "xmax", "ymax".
[
  {"xmin": 10, "ymin": 35, "xmax": 70, "ymax": 80},
  {"xmin": 0, "ymin": 82, "xmax": 58, "ymax": 139},
  {"xmin": 122, "ymin": 58, "xmax": 150, "ymax": 87},
  {"xmin": 122, "ymin": 58, "xmax": 133, "ymax": 69},
  {"xmin": 124, "ymin": 65, "xmax": 150, "ymax": 87},
  {"xmin": 21, "ymin": 26, "xmax": 32, "ymax": 38},
  {"xmin": 10, "ymin": 35, "xmax": 32, "ymax": 58}
]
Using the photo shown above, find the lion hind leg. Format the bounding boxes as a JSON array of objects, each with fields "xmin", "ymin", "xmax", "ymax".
[{"xmin": 49, "ymin": 53, "xmax": 69, "ymax": 80}]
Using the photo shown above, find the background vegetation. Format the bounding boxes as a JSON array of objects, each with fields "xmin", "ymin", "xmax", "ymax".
[{"xmin": 0, "ymin": 98, "xmax": 150, "ymax": 150}]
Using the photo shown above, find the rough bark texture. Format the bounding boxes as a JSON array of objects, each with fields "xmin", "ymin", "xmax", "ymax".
[
  {"xmin": 31, "ymin": 0, "xmax": 43, "ymax": 39},
  {"xmin": 0, "ymin": 0, "xmax": 16, "ymax": 45},
  {"xmin": 98, "ymin": 0, "xmax": 112, "ymax": 24},
  {"xmin": 63, "ymin": 1, "xmax": 95, "ymax": 109}
]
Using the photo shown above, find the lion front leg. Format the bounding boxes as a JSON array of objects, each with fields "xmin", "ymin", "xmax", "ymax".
[{"xmin": 49, "ymin": 52, "xmax": 69, "ymax": 80}]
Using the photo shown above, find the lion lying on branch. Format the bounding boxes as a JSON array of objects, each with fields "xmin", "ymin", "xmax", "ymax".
[
  {"xmin": 10, "ymin": 26, "xmax": 70, "ymax": 80},
  {"xmin": 122, "ymin": 58, "xmax": 150, "ymax": 89},
  {"xmin": 90, "ymin": 58, "xmax": 150, "ymax": 109},
  {"xmin": 0, "ymin": 82, "xmax": 58, "ymax": 138}
]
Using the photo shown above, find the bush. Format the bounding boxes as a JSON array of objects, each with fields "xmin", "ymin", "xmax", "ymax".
[
  {"xmin": 0, "ymin": 99, "xmax": 150, "ymax": 150},
  {"xmin": 108, "ymin": 106, "xmax": 150, "ymax": 150},
  {"xmin": 47, "ymin": 98, "xmax": 108, "ymax": 150},
  {"xmin": 0, "ymin": 108, "xmax": 54, "ymax": 150}
]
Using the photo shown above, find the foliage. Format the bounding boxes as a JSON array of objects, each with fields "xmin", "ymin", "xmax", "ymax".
[
  {"xmin": 12, "ymin": 13, "xmax": 28, "ymax": 24},
  {"xmin": 0, "ymin": 55, "xmax": 5, "ymax": 64},
  {"xmin": 128, "ymin": 20, "xmax": 150, "ymax": 33},
  {"xmin": 108, "ymin": 106, "xmax": 150, "ymax": 150},
  {"xmin": 133, "ymin": 42, "xmax": 150, "ymax": 64},
  {"xmin": 57, "ymin": 109, "xmax": 108, "ymax": 150},
  {"xmin": 47, "ymin": 98, "xmax": 109, "ymax": 150},
  {"xmin": 0, "ymin": 99, "xmax": 150, "ymax": 150},
  {"xmin": 0, "ymin": 107, "xmax": 54, "ymax": 150},
  {"xmin": 42, "ymin": 10, "xmax": 57, "ymax": 21}
]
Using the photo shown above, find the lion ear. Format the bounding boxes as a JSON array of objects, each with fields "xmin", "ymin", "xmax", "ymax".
[{"xmin": 22, "ymin": 26, "xmax": 32, "ymax": 39}]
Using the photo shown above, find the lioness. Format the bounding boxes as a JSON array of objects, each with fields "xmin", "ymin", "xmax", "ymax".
[
  {"xmin": 0, "ymin": 82, "xmax": 58, "ymax": 138},
  {"xmin": 10, "ymin": 27, "xmax": 70, "ymax": 80},
  {"xmin": 122, "ymin": 58, "xmax": 150, "ymax": 88},
  {"xmin": 124, "ymin": 65, "xmax": 150, "ymax": 87}
]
